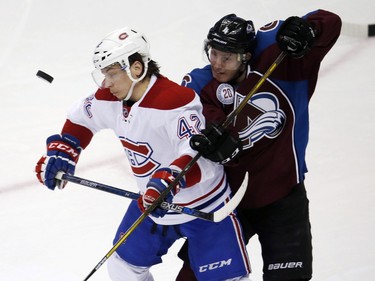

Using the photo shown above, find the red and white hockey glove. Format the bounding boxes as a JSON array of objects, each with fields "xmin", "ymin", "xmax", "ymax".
[
  {"xmin": 35, "ymin": 134, "xmax": 82, "ymax": 190},
  {"xmin": 138, "ymin": 168, "xmax": 186, "ymax": 218}
]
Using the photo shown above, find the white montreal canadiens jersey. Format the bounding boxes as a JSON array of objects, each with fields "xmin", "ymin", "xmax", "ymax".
[{"xmin": 66, "ymin": 75, "xmax": 231, "ymax": 225}]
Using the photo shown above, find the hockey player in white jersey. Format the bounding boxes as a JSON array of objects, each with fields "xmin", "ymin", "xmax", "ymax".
[{"xmin": 35, "ymin": 27, "xmax": 251, "ymax": 281}]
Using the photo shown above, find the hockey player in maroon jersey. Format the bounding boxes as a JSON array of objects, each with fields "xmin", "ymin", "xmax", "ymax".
[
  {"xmin": 35, "ymin": 27, "xmax": 251, "ymax": 280},
  {"xmin": 177, "ymin": 10, "xmax": 341, "ymax": 281}
]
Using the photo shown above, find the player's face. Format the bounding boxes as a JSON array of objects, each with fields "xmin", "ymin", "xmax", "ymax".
[
  {"xmin": 101, "ymin": 64, "xmax": 133, "ymax": 100},
  {"xmin": 208, "ymin": 48, "xmax": 243, "ymax": 82}
]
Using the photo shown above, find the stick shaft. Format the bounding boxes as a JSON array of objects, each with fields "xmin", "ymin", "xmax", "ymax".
[{"xmin": 222, "ymin": 51, "xmax": 287, "ymax": 128}]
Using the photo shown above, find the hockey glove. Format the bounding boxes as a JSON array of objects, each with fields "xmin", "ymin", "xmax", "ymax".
[
  {"xmin": 35, "ymin": 134, "xmax": 82, "ymax": 190},
  {"xmin": 190, "ymin": 123, "xmax": 242, "ymax": 164},
  {"xmin": 276, "ymin": 16, "xmax": 316, "ymax": 58},
  {"xmin": 138, "ymin": 168, "xmax": 186, "ymax": 218}
]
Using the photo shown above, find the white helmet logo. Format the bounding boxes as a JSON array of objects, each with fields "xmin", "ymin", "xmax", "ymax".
[{"xmin": 119, "ymin": 32, "xmax": 129, "ymax": 40}]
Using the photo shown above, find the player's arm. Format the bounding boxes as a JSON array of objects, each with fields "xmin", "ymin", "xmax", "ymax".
[
  {"xmin": 35, "ymin": 88, "xmax": 115, "ymax": 190},
  {"xmin": 138, "ymin": 95, "xmax": 203, "ymax": 218},
  {"xmin": 305, "ymin": 9, "xmax": 342, "ymax": 50},
  {"xmin": 276, "ymin": 10, "xmax": 341, "ymax": 59},
  {"xmin": 34, "ymin": 118, "xmax": 92, "ymax": 191},
  {"xmin": 61, "ymin": 119, "xmax": 93, "ymax": 149}
]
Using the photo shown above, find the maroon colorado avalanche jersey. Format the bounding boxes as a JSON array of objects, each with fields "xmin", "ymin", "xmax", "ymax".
[{"xmin": 182, "ymin": 10, "xmax": 341, "ymax": 208}]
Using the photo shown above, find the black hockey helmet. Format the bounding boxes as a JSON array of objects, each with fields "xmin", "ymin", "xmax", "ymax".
[{"xmin": 206, "ymin": 14, "xmax": 256, "ymax": 54}]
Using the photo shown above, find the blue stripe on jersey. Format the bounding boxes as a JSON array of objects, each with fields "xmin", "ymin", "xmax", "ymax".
[
  {"xmin": 274, "ymin": 78, "xmax": 310, "ymax": 180},
  {"xmin": 168, "ymin": 180, "xmax": 230, "ymax": 215}
]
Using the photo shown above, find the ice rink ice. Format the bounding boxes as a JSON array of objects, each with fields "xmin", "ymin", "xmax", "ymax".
[{"xmin": 1, "ymin": 0, "xmax": 374, "ymax": 280}]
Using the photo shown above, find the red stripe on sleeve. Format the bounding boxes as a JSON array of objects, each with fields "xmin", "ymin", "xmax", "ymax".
[
  {"xmin": 61, "ymin": 119, "xmax": 94, "ymax": 149},
  {"xmin": 170, "ymin": 155, "xmax": 201, "ymax": 187}
]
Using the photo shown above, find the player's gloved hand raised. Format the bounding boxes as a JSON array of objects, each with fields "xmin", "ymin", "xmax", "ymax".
[
  {"xmin": 35, "ymin": 134, "xmax": 82, "ymax": 190},
  {"xmin": 190, "ymin": 123, "xmax": 242, "ymax": 164},
  {"xmin": 138, "ymin": 168, "xmax": 186, "ymax": 218},
  {"xmin": 276, "ymin": 16, "xmax": 316, "ymax": 58}
]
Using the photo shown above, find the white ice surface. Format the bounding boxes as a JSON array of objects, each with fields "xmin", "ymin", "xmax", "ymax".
[{"xmin": 0, "ymin": 0, "xmax": 374, "ymax": 280}]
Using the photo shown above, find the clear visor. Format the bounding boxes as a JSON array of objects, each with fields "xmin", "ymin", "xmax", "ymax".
[
  {"xmin": 91, "ymin": 68, "xmax": 106, "ymax": 88},
  {"xmin": 204, "ymin": 45, "xmax": 247, "ymax": 70},
  {"xmin": 91, "ymin": 63, "xmax": 128, "ymax": 89}
]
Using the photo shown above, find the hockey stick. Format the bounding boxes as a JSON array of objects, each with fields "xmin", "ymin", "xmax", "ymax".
[
  {"xmin": 222, "ymin": 51, "xmax": 287, "ymax": 128},
  {"xmin": 56, "ymin": 171, "xmax": 248, "ymax": 222},
  {"xmin": 82, "ymin": 51, "xmax": 287, "ymax": 280},
  {"xmin": 82, "ymin": 155, "xmax": 203, "ymax": 280}
]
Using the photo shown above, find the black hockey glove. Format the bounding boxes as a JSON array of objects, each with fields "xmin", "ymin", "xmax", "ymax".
[
  {"xmin": 276, "ymin": 16, "xmax": 316, "ymax": 58},
  {"xmin": 190, "ymin": 123, "xmax": 242, "ymax": 164}
]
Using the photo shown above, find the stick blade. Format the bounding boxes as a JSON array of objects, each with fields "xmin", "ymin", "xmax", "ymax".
[{"xmin": 212, "ymin": 172, "xmax": 248, "ymax": 222}]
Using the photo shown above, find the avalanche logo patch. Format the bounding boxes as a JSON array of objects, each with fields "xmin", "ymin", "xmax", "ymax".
[
  {"xmin": 235, "ymin": 91, "xmax": 286, "ymax": 149},
  {"xmin": 216, "ymin": 83, "xmax": 235, "ymax": 105}
]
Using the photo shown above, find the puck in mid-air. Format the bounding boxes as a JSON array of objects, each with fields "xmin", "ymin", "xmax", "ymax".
[{"xmin": 36, "ymin": 70, "xmax": 54, "ymax": 83}]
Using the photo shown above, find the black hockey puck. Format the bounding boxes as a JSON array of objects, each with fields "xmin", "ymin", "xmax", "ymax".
[{"xmin": 36, "ymin": 70, "xmax": 54, "ymax": 83}]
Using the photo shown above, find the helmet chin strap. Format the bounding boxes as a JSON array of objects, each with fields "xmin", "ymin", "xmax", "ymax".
[
  {"xmin": 124, "ymin": 80, "xmax": 136, "ymax": 101},
  {"xmin": 123, "ymin": 64, "xmax": 149, "ymax": 101}
]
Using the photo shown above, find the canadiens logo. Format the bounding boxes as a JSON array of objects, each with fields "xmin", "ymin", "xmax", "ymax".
[
  {"xmin": 216, "ymin": 83, "xmax": 235, "ymax": 105},
  {"xmin": 120, "ymin": 137, "xmax": 160, "ymax": 177},
  {"xmin": 123, "ymin": 106, "xmax": 129, "ymax": 118},
  {"xmin": 118, "ymin": 32, "xmax": 129, "ymax": 40},
  {"xmin": 83, "ymin": 95, "xmax": 95, "ymax": 118}
]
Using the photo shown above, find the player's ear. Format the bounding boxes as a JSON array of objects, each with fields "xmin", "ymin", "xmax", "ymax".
[
  {"xmin": 130, "ymin": 61, "xmax": 144, "ymax": 78},
  {"xmin": 241, "ymin": 52, "xmax": 252, "ymax": 63}
]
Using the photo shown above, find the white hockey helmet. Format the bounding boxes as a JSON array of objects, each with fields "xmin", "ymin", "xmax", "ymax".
[
  {"xmin": 93, "ymin": 27, "xmax": 151, "ymax": 70},
  {"xmin": 92, "ymin": 27, "xmax": 151, "ymax": 94}
]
